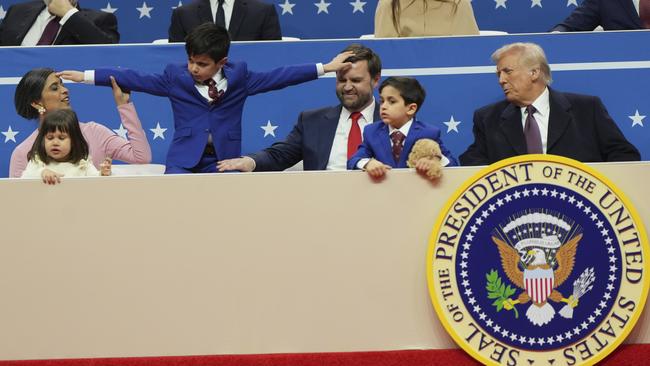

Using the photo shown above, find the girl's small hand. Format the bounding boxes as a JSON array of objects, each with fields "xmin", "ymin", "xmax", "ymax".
[
  {"xmin": 110, "ymin": 76, "xmax": 131, "ymax": 106},
  {"xmin": 100, "ymin": 157, "xmax": 112, "ymax": 176},
  {"xmin": 41, "ymin": 169, "xmax": 64, "ymax": 185}
]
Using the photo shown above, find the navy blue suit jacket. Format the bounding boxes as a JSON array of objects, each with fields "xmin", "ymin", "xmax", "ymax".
[
  {"xmin": 250, "ymin": 104, "xmax": 380, "ymax": 171},
  {"xmin": 459, "ymin": 89, "xmax": 640, "ymax": 166},
  {"xmin": 347, "ymin": 120, "xmax": 458, "ymax": 170},
  {"xmin": 552, "ymin": 0, "xmax": 643, "ymax": 31},
  {"xmin": 168, "ymin": 0, "xmax": 281, "ymax": 42},
  {"xmin": 95, "ymin": 61, "xmax": 317, "ymax": 171},
  {"xmin": 0, "ymin": 0, "xmax": 119, "ymax": 46}
]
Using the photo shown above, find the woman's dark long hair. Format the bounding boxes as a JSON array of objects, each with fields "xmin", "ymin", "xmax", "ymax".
[{"xmin": 14, "ymin": 68, "xmax": 56, "ymax": 120}]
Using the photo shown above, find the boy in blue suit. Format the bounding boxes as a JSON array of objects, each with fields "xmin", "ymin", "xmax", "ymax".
[
  {"xmin": 347, "ymin": 77, "xmax": 457, "ymax": 179},
  {"xmin": 59, "ymin": 23, "xmax": 353, "ymax": 174}
]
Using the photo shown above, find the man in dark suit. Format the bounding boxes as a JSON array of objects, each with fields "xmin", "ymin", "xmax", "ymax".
[
  {"xmin": 216, "ymin": 44, "xmax": 382, "ymax": 172},
  {"xmin": 460, "ymin": 42, "xmax": 640, "ymax": 166},
  {"xmin": 551, "ymin": 0, "xmax": 649, "ymax": 32},
  {"xmin": 0, "ymin": 0, "xmax": 119, "ymax": 46},
  {"xmin": 168, "ymin": 0, "xmax": 281, "ymax": 42}
]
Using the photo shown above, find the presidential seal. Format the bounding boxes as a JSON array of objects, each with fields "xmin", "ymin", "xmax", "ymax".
[{"xmin": 427, "ymin": 155, "xmax": 648, "ymax": 366}]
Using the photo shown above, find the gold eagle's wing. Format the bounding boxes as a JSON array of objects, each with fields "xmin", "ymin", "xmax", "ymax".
[
  {"xmin": 492, "ymin": 236, "xmax": 524, "ymax": 289},
  {"xmin": 554, "ymin": 233, "xmax": 582, "ymax": 287}
]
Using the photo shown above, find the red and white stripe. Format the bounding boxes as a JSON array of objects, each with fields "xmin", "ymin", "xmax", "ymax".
[{"xmin": 524, "ymin": 270, "xmax": 554, "ymax": 303}]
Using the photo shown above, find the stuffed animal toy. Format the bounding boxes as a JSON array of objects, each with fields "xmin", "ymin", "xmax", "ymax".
[{"xmin": 407, "ymin": 138, "xmax": 443, "ymax": 180}]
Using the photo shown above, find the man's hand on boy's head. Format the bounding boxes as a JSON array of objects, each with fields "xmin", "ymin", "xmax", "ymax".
[
  {"xmin": 364, "ymin": 158, "xmax": 391, "ymax": 180},
  {"xmin": 323, "ymin": 51, "xmax": 355, "ymax": 73},
  {"xmin": 57, "ymin": 70, "xmax": 84, "ymax": 83}
]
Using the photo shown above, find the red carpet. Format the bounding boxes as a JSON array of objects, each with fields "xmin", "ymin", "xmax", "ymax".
[{"xmin": 1, "ymin": 344, "xmax": 648, "ymax": 366}]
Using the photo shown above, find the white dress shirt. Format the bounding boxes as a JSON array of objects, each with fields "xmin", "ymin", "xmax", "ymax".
[
  {"xmin": 21, "ymin": 7, "xmax": 78, "ymax": 46},
  {"xmin": 633, "ymin": 0, "xmax": 640, "ymax": 15},
  {"xmin": 211, "ymin": 0, "xmax": 234, "ymax": 29},
  {"xmin": 326, "ymin": 101, "xmax": 376, "ymax": 170},
  {"xmin": 520, "ymin": 87, "xmax": 551, "ymax": 154}
]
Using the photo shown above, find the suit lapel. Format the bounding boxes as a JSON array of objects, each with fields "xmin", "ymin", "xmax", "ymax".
[
  {"xmin": 499, "ymin": 103, "xmax": 527, "ymax": 155},
  {"xmin": 53, "ymin": 4, "xmax": 82, "ymax": 45},
  {"xmin": 197, "ymin": 0, "xmax": 214, "ymax": 25},
  {"xmin": 619, "ymin": 0, "xmax": 643, "ymax": 28},
  {"xmin": 229, "ymin": 0, "xmax": 247, "ymax": 40},
  {"xmin": 547, "ymin": 89, "xmax": 572, "ymax": 153},
  {"xmin": 400, "ymin": 121, "xmax": 423, "ymax": 167},
  {"xmin": 375, "ymin": 123, "xmax": 395, "ymax": 166},
  {"xmin": 16, "ymin": 2, "xmax": 45, "ymax": 44},
  {"xmin": 315, "ymin": 106, "xmax": 342, "ymax": 169}
]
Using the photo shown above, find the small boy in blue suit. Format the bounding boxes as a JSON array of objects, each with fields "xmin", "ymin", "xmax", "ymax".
[
  {"xmin": 59, "ymin": 23, "xmax": 353, "ymax": 174},
  {"xmin": 347, "ymin": 77, "xmax": 457, "ymax": 179}
]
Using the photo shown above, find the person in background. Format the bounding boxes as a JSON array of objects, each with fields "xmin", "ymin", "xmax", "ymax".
[
  {"xmin": 348, "ymin": 76, "xmax": 457, "ymax": 179},
  {"xmin": 169, "ymin": 0, "xmax": 281, "ymax": 42},
  {"xmin": 0, "ymin": 0, "xmax": 119, "ymax": 46},
  {"xmin": 551, "ymin": 0, "xmax": 649, "ymax": 32},
  {"xmin": 216, "ymin": 43, "xmax": 381, "ymax": 172},
  {"xmin": 10, "ymin": 68, "xmax": 151, "ymax": 178},
  {"xmin": 21, "ymin": 109, "xmax": 112, "ymax": 184},
  {"xmin": 374, "ymin": 0, "xmax": 479, "ymax": 38},
  {"xmin": 459, "ymin": 42, "xmax": 640, "ymax": 166}
]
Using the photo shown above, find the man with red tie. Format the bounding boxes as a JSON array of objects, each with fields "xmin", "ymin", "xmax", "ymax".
[
  {"xmin": 459, "ymin": 42, "xmax": 640, "ymax": 166},
  {"xmin": 0, "ymin": 0, "xmax": 118, "ymax": 46},
  {"xmin": 552, "ymin": 0, "xmax": 650, "ymax": 32},
  {"xmin": 217, "ymin": 44, "xmax": 383, "ymax": 172}
]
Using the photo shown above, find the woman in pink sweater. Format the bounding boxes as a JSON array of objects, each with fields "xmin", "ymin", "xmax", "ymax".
[{"xmin": 9, "ymin": 68, "xmax": 152, "ymax": 178}]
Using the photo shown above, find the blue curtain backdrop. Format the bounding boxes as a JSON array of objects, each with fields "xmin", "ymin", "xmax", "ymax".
[{"xmin": 0, "ymin": 0, "xmax": 581, "ymax": 42}]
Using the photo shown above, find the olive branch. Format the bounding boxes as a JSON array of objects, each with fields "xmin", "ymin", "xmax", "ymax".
[{"xmin": 486, "ymin": 269, "xmax": 519, "ymax": 319}]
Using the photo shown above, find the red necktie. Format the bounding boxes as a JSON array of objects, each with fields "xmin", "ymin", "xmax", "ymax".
[
  {"xmin": 524, "ymin": 105, "xmax": 543, "ymax": 154},
  {"xmin": 204, "ymin": 79, "xmax": 224, "ymax": 104},
  {"xmin": 347, "ymin": 112, "xmax": 362, "ymax": 159},
  {"xmin": 390, "ymin": 130, "xmax": 405, "ymax": 163},
  {"xmin": 37, "ymin": 17, "xmax": 61, "ymax": 45},
  {"xmin": 641, "ymin": 0, "xmax": 650, "ymax": 29}
]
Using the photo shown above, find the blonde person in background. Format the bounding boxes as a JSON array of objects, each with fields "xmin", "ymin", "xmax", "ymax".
[{"xmin": 374, "ymin": 0, "xmax": 479, "ymax": 38}]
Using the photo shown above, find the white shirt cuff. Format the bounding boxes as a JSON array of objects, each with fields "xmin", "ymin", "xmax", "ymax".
[
  {"xmin": 441, "ymin": 155, "xmax": 450, "ymax": 167},
  {"xmin": 316, "ymin": 63, "xmax": 324, "ymax": 76},
  {"xmin": 357, "ymin": 158, "xmax": 370, "ymax": 170},
  {"xmin": 59, "ymin": 8, "xmax": 79, "ymax": 25},
  {"xmin": 83, "ymin": 70, "xmax": 95, "ymax": 84}
]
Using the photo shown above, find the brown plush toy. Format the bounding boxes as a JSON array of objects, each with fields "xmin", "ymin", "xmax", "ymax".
[{"xmin": 406, "ymin": 138, "xmax": 443, "ymax": 180}]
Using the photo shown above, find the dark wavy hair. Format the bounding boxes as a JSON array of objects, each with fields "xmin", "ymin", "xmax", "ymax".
[
  {"xmin": 341, "ymin": 43, "xmax": 382, "ymax": 79},
  {"xmin": 379, "ymin": 76, "xmax": 426, "ymax": 113},
  {"xmin": 185, "ymin": 22, "xmax": 231, "ymax": 63},
  {"xmin": 27, "ymin": 109, "xmax": 89, "ymax": 164},
  {"xmin": 14, "ymin": 68, "xmax": 56, "ymax": 120}
]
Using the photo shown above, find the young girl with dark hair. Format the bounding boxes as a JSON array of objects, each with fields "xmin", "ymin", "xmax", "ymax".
[{"xmin": 21, "ymin": 109, "xmax": 111, "ymax": 184}]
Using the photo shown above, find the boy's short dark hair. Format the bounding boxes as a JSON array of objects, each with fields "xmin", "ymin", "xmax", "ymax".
[
  {"xmin": 379, "ymin": 77, "xmax": 426, "ymax": 112},
  {"xmin": 185, "ymin": 23, "xmax": 231, "ymax": 63},
  {"xmin": 28, "ymin": 109, "xmax": 89, "ymax": 165},
  {"xmin": 341, "ymin": 43, "xmax": 382, "ymax": 79}
]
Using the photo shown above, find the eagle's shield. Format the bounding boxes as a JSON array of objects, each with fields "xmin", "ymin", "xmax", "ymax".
[{"xmin": 523, "ymin": 268, "xmax": 554, "ymax": 304}]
